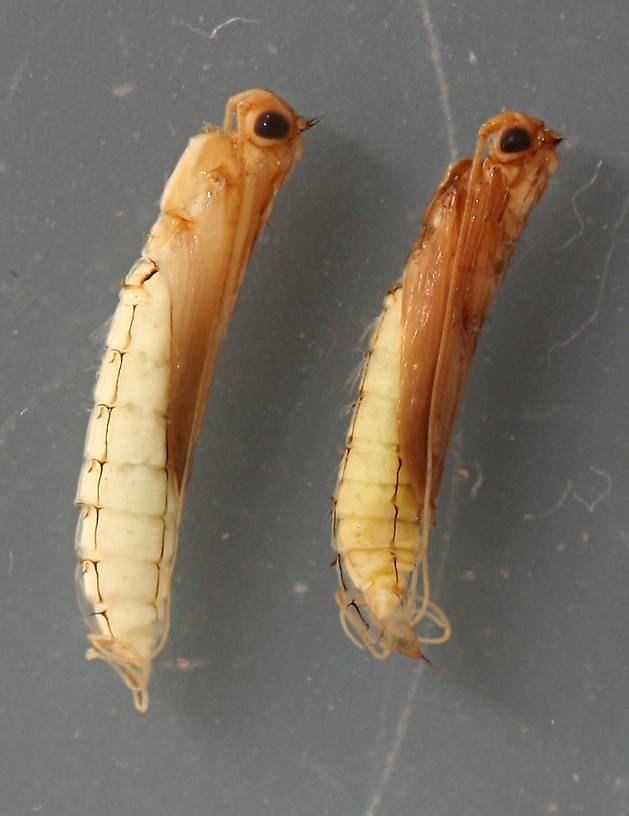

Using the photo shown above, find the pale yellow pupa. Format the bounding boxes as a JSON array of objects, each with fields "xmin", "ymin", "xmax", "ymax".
[
  {"xmin": 333, "ymin": 112, "xmax": 561, "ymax": 661},
  {"xmin": 75, "ymin": 89, "xmax": 315, "ymax": 711}
]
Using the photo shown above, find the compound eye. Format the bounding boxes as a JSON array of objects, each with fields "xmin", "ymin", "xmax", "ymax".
[
  {"xmin": 253, "ymin": 110, "xmax": 291, "ymax": 140},
  {"xmin": 499, "ymin": 125, "xmax": 532, "ymax": 153}
]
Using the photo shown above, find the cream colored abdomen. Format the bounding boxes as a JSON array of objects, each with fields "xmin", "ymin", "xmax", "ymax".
[
  {"xmin": 332, "ymin": 287, "xmax": 422, "ymax": 652},
  {"xmin": 75, "ymin": 258, "xmax": 179, "ymax": 710}
]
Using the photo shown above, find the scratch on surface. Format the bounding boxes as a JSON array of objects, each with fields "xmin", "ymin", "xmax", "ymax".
[
  {"xmin": 524, "ymin": 481, "xmax": 573, "ymax": 521},
  {"xmin": 7, "ymin": 550, "xmax": 13, "ymax": 576},
  {"xmin": 213, "ymin": 767, "xmax": 284, "ymax": 809},
  {"xmin": 553, "ymin": 159, "xmax": 603, "ymax": 252},
  {"xmin": 362, "ymin": 436, "xmax": 463, "ymax": 816},
  {"xmin": 370, "ymin": 661, "xmax": 398, "ymax": 782},
  {"xmin": 0, "ymin": 374, "xmax": 65, "ymax": 446},
  {"xmin": 187, "ymin": 17, "xmax": 260, "ymax": 40},
  {"xmin": 418, "ymin": 0, "xmax": 457, "ymax": 163},
  {"xmin": 547, "ymin": 193, "xmax": 629, "ymax": 366},
  {"xmin": 470, "ymin": 461, "xmax": 483, "ymax": 499},
  {"xmin": 2, "ymin": 57, "xmax": 27, "ymax": 109},
  {"xmin": 573, "ymin": 467, "xmax": 612, "ymax": 512},
  {"xmin": 363, "ymin": 666, "xmax": 425, "ymax": 816},
  {"xmin": 512, "ymin": 233, "xmax": 543, "ymax": 267},
  {"xmin": 524, "ymin": 468, "xmax": 612, "ymax": 520},
  {"xmin": 296, "ymin": 753, "xmax": 345, "ymax": 793}
]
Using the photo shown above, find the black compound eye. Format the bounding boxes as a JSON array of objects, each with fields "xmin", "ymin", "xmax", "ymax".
[
  {"xmin": 253, "ymin": 110, "xmax": 291, "ymax": 140},
  {"xmin": 499, "ymin": 125, "xmax": 532, "ymax": 153}
]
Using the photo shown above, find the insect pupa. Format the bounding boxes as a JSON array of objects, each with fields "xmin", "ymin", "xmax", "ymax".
[
  {"xmin": 332, "ymin": 112, "xmax": 561, "ymax": 661},
  {"xmin": 75, "ymin": 89, "xmax": 315, "ymax": 711}
]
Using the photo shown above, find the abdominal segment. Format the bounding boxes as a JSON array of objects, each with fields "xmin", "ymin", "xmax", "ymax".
[
  {"xmin": 75, "ymin": 258, "xmax": 178, "ymax": 712},
  {"xmin": 332, "ymin": 287, "xmax": 428, "ymax": 658}
]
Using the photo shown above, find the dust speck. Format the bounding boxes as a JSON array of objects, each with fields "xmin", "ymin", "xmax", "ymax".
[{"xmin": 112, "ymin": 83, "xmax": 136, "ymax": 98}]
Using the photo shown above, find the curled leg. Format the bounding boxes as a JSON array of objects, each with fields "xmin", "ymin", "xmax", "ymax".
[{"xmin": 335, "ymin": 588, "xmax": 391, "ymax": 659}]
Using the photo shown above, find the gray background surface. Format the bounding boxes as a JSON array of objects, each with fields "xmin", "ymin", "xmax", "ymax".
[{"xmin": 1, "ymin": 1, "xmax": 628, "ymax": 814}]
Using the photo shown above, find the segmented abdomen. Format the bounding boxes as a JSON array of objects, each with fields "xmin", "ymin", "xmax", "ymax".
[
  {"xmin": 75, "ymin": 258, "xmax": 178, "ymax": 707},
  {"xmin": 332, "ymin": 286, "xmax": 423, "ymax": 654}
]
